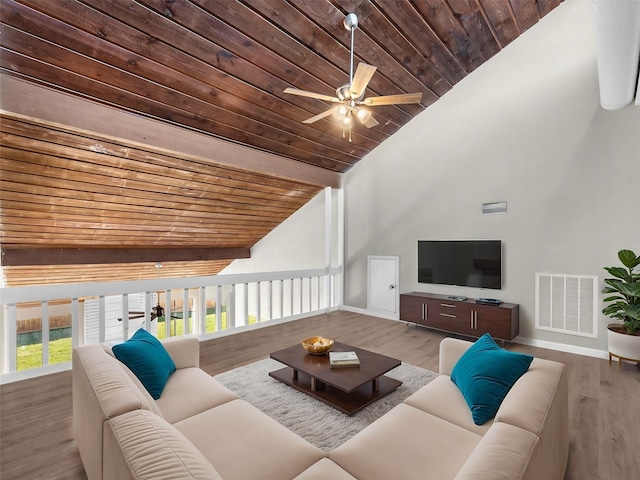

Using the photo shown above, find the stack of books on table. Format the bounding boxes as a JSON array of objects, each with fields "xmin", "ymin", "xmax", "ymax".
[{"xmin": 329, "ymin": 351, "xmax": 360, "ymax": 368}]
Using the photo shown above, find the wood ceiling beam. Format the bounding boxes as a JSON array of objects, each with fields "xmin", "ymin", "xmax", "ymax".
[
  {"xmin": 1, "ymin": 247, "xmax": 251, "ymax": 266},
  {"xmin": 0, "ymin": 76, "xmax": 341, "ymax": 189}
]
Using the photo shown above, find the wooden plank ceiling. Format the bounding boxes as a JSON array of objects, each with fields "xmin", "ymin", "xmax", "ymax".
[
  {"xmin": 0, "ymin": 0, "xmax": 562, "ymax": 286},
  {"xmin": 0, "ymin": 113, "xmax": 322, "ymax": 285}
]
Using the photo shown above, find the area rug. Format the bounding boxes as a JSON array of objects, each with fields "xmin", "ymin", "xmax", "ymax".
[{"xmin": 213, "ymin": 357, "xmax": 437, "ymax": 451}]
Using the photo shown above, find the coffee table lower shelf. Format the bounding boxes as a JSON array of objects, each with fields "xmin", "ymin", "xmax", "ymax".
[{"xmin": 269, "ymin": 366, "xmax": 402, "ymax": 416}]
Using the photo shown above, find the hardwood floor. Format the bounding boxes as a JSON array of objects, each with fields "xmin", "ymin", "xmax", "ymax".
[{"xmin": 1, "ymin": 311, "xmax": 638, "ymax": 479}]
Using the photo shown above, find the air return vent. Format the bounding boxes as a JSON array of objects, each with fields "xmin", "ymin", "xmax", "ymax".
[{"xmin": 535, "ymin": 273, "xmax": 598, "ymax": 338}]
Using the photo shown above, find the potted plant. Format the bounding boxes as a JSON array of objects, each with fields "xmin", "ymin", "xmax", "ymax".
[{"xmin": 602, "ymin": 249, "xmax": 640, "ymax": 367}]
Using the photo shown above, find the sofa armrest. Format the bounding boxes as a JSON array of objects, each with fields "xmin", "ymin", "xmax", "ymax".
[
  {"xmin": 162, "ymin": 336, "xmax": 200, "ymax": 369},
  {"xmin": 454, "ymin": 423, "xmax": 541, "ymax": 480},
  {"xmin": 439, "ymin": 337, "xmax": 473, "ymax": 376},
  {"xmin": 73, "ymin": 345, "xmax": 154, "ymax": 480}
]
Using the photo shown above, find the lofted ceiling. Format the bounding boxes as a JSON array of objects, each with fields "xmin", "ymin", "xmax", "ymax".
[{"xmin": 0, "ymin": 0, "xmax": 562, "ymax": 286}]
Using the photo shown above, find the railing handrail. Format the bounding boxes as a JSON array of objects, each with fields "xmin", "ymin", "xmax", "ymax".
[{"xmin": 0, "ymin": 267, "xmax": 341, "ymax": 304}]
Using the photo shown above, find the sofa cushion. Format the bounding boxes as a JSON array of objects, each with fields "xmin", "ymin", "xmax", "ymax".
[
  {"xmin": 102, "ymin": 343, "xmax": 164, "ymax": 417},
  {"xmin": 175, "ymin": 399, "xmax": 325, "ymax": 480},
  {"xmin": 155, "ymin": 367, "xmax": 239, "ymax": 424},
  {"xmin": 294, "ymin": 458, "xmax": 357, "ymax": 480},
  {"xmin": 115, "ymin": 359, "xmax": 165, "ymax": 418},
  {"xmin": 454, "ymin": 422, "xmax": 541, "ymax": 480},
  {"xmin": 451, "ymin": 333, "xmax": 533, "ymax": 425},
  {"xmin": 330, "ymin": 403, "xmax": 482, "ymax": 480},
  {"xmin": 104, "ymin": 410, "xmax": 223, "ymax": 480},
  {"xmin": 112, "ymin": 328, "xmax": 176, "ymax": 400},
  {"xmin": 403, "ymin": 375, "xmax": 492, "ymax": 436}
]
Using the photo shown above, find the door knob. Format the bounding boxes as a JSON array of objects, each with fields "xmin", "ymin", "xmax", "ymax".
[{"xmin": 389, "ymin": 284, "xmax": 395, "ymax": 289}]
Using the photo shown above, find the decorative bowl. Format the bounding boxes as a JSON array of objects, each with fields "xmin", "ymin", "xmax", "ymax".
[{"xmin": 301, "ymin": 336, "xmax": 334, "ymax": 355}]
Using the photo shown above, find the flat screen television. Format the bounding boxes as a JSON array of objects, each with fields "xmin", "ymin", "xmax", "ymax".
[{"xmin": 418, "ymin": 240, "xmax": 502, "ymax": 290}]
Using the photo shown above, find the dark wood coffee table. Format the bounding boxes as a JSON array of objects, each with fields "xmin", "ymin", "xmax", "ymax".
[{"xmin": 269, "ymin": 341, "xmax": 402, "ymax": 415}]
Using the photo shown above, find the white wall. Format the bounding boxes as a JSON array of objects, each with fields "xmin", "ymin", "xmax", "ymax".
[
  {"xmin": 343, "ymin": 0, "xmax": 640, "ymax": 351},
  {"xmin": 221, "ymin": 188, "xmax": 340, "ymax": 274}
]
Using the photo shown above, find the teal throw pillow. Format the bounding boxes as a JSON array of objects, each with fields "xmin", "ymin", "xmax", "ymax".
[
  {"xmin": 451, "ymin": 333, "xmax": 533, "ymax": 425},
  {"xmin": 112, "ymin": 328, "xmax": 176, "ymax": 399}
]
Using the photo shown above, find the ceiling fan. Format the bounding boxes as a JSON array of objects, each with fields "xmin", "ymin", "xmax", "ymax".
[
  {"xmin": 117, "ymin": 263, "xmax": 175, "ymax": 323},
  {"xmin": 117, "ymin": 303, "xmax": 165, "ymax": 322},
  {"xmin": 284, "ymin": 13, "xmax": 423, "ymax": 140}
]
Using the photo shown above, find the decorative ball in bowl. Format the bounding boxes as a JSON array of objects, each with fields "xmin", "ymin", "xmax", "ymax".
[{"xmin": 301, "ymin": 336, "xmax": 334, "ymax": 355}]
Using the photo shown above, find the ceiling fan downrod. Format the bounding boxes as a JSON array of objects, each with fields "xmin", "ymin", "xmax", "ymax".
[
  {"xmin": 342, "ymin": 13, "xmax": 357, "ymax": 142},
  {"xmin": 344, "ymin": 13, "xmax": 358, "ymax": 85}
]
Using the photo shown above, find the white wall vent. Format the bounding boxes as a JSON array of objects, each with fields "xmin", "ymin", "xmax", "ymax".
[{"xmin": 535, "ymin": 273, "xmax": 598, "ymax": 338}]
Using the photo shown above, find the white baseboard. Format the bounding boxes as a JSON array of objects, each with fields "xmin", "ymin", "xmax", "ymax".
[
  {"xmin": 341, "ymin": 306, "xmax": 610, "ymax": 360},
  {"xmin": 512, "ymin": 336, "xmax": 609, "ymax": 359},
  {"xmin": 340, "ymin": 305, "xmax": 400, "ymax": 321},
  {"xmin": 339, "ymin": 305, "xmax": 367, "ymax": 315}
]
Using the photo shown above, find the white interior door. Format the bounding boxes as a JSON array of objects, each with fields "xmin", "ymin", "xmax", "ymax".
[{"xmin": 367, "ymin": 255, "xmax": 399, "ymax": 316}]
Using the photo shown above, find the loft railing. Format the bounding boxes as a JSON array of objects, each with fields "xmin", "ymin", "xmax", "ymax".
[{"xmin": 0, "ymin": 267, "xmax": 341, "ymax": 380}]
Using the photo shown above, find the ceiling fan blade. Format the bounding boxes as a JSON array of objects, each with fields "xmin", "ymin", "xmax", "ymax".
[
  {"xmin": 363, "ymin": 92, "xmax": 423, "ymax": 106},
  {"xmin": 284, "ymin": 87, "xmax": 340, "ymax": 103},
  {"xmin": 303, "ymin": 108, "xmax": 335, "ymax": 124},
  {"xmin": 349, "ymin": 63, "xmax": 377, "ymax": 98}
]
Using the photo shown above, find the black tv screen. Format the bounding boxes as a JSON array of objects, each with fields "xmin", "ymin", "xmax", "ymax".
[{"xmin": 418, "ymin": 240, "xmax": 502, "ymax": 290}]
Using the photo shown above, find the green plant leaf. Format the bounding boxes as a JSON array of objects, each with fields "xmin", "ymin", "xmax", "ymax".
[
  {"xmin": 604, "ymin": 278, "xmax": 625, "ymax": 292},
  {"xmin": 621, "ymin": 303, "xmax": 640, "ymax": 321},
  {"xmin": 614, "ymin": 282, "xmax": 640, "ymax": 297},
  {"xmin": 604, "ymin": 279, "xmax": 640, "ymax": 296},
  {"xmin": 618, "ymin": 250, "xmax": 640, "ymax": 269},
  {"xmin": 603, "ymin": 295, "xmax": 625, "ymax": 303},
  {"xmin": 623, "ymin": 318, "xmax": 640, "ymax": 335},
  {"xmin": 603, "ymin": 266, "xmax": 630, "ymax": 280},
  {"xmin": 602, "ymin": 286, "xmax": 619, "ymax": 294},
  {"xmin": 603, "ymin": 304, "xmax": 625, "ymax": 316}
]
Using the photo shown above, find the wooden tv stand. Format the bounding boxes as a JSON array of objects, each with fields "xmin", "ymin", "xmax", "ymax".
[{"xmin": 399, "ymin": 292, "xmax": 519, "ymax": 341}]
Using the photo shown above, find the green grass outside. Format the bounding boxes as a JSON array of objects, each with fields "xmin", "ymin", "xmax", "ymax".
[
  {"xmin": 157, "ymin": 312, "xmax": 226, "ymax": 339},
  {"xmin": 16, "ymin": 311, "xmax": 259, "ymax": 371},
  {"xmin": 17, "ymin": 336, "xmax": 73, "ymax": 371}
]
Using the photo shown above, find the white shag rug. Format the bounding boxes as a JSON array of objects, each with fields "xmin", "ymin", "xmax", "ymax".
[{"xmin": 213, "ymin": 357, "xmax": 437, "ymax": 451}]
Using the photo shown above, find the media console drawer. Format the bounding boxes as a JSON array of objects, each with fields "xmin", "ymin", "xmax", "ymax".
[{"xmin": 399, "ymin": 292, "xmax": 519, "ymax": 341}]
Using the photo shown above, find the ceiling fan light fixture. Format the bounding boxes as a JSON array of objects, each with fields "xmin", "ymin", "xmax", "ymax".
[
  {"xmin": 334, "ymin": 105, "xmax": 348, "ymax": 118},
  {"xmin": 356, "ymin": 107, "xmax": 371, "ymax": 123},
  {"xmin": 341, "ymin": 113, "xmax": 352, "ymax": 126}
]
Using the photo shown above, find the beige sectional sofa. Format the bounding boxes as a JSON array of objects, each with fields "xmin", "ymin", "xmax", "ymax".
[
  {"xmin": 328, "ymin": 337, "xmax": 569, "ymax": 480},
  {"xmin": 73, "ymin": 337, "xmax": 324, "ymax": 480},
  {"xmin": 73, "ymin": 336, "xmax": 568, "ymax": 480}
]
